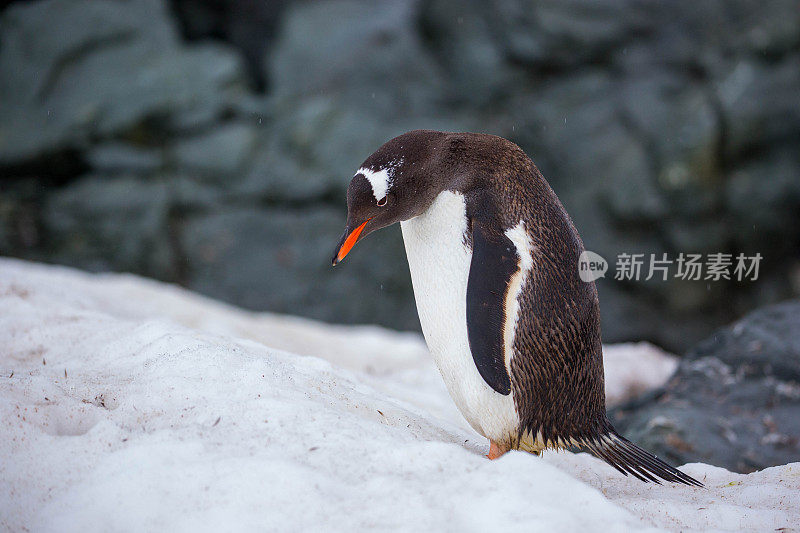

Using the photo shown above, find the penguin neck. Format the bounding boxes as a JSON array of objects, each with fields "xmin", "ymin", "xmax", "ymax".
[{"xmin": 400, "ymin": 191, "xmax": 471, "ymax": 345}]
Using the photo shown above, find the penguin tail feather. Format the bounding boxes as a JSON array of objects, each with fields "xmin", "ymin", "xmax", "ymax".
[{"xmin": 577, "ymin": 429, "xmax": 704, "ymax": 487}]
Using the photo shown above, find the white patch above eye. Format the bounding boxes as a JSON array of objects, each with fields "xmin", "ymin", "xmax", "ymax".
[
  {"xmin": 356, "ymin": 158, "xmax": 403, "ymax": 201},
  {"xmin": 358, "ymin": 167, "xmax": 391, "ymax": 201}
]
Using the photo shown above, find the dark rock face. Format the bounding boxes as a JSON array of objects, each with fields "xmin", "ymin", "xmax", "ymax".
[
  {"xmin": 1, "ymin": 0, "xmax": 799, "ymax": 349},
  {"xmin": 181, "ymin": 206, "xmax": 417, "ymax": 328},
  {"xmin": 612, "ymin": 301, "xmax": 800, "ymax": 473},
  {"xmin": 0, "ymin": 0, "xmax": 248, "ymax": 163}
]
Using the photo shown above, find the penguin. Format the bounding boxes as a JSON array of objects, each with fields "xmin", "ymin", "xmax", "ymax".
[{"xmin": 331, "ymin": 130, "xmax": 701, "ymax": 486}]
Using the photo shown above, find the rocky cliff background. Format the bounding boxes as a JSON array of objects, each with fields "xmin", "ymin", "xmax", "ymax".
[{"xmin": 1, "ymin": 0, "xmax": 799, "ymax": 351}]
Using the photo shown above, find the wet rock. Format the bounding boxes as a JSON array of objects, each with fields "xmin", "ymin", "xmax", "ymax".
[
  {"xmin": 170, "ymin": 0, "xmax": 290, "ymax": 90},
  {"xmin": 419, "ymin": 0, "xmax": 518, "ymax": 106},
  {"xmin": 179, "ymin": 206, "xmax": 420, "ymax": 330},
  {"xmin": 172, "ymin": 122, "xmax": 260, "ymax": 181},
  {"xmin": 0, "ymin": 0, "xmax": 248, "ymax": 165},
  {"xmin": 612, "ymin": 300, "xmax": 800, "ymax": 472},
  {"xmin": 43, "ymin": 175, "xmax": 177, "ymax": 279},
  {"xmin": 715, "ymin": 56, "xmax": 800, "ymax": 158},
  {"xmin": 487, "ymin": 0, "xmax": 649, "ymax": 67},
  {"xmin": 617, "ymin": 74, "xmax": 720, "ymax": 209},
  {"xmin": 87, "ymin": 142, "xmax": 164, "ymax": 175},
  {"xmin": 724, "ymin": 147, "xmax": 800, "ymax": 259},
  {"xmin": 267, "ymin": 0, "xmax": 445, "ymax": 116}
]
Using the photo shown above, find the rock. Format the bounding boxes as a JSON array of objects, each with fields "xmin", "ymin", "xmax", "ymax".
[
  {"xmin": 42, "ymin": 175, "xmax": 177, "ymax": 279},
  {"xmin": 724, "ymin": 147, "xmax": 800, "ymax": 258},
  {"xmin": 715, "ymin": 55, "xmax": 800, "ymax": 159},
  {"xmin": 170, "ymin": 0, "xmax": 291, "ymax": 90},
  {"xmin": 617, "ymin": 74, "xmax": 720, "ymax": 209},
  {"xmin": 238, "ymin": 96, "xmax": 466, "ymax": 204},
  {"xmin": 486, "ymin": 0, "xmax": 649, "ymax": 67},
  {"xmin": 179, "ymin": 206, "xmax": 420, "ymax": 330},
  {"xmin": 418, "ymin": 0, "xmax": 518, "ymax": 106},
  {"xmin": 610, "ymin": 1, "xmax": 800, "ymax": 74},
  {"xmin": 247, "ymin": 99, "xmax": 398, "ymax": 201},
  {"xmin": 252, "ymin": 0, "xmax": 466, "ymax": 204},
  {"xmin": 87, "ymin": 142, "xmax": 164, "ymax": 175},
  {"xmin": 596, "ymin": 281, "xmax": 725, "ymax": 353},
  {"xmin": 611, "ymin": 300, "xmax": 800, "ymax": 473},
  {"xmin": 0, "ymin": 0, "xmax": 248, "ymax": 165},
  {"xmin": 267, "ymin": 0, "xmax": 444, "ymax": 116},
  {"xmin": 171, "ymin": 122, "xmax": 259, "ymax": 181},
  {"xmin": 504, "ymin": 72, "xmax": 636, "ymax": 200}
]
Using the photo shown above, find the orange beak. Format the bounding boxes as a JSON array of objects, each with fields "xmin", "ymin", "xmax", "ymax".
[{"xmin": 331, "ymin": 218, "xmax": 372, "ymax": 266}]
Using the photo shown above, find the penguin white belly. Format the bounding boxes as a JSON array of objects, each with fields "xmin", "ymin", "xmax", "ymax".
[{"xmin": 400, "ymin": 191, "xmax": 520, "ymax": 441}]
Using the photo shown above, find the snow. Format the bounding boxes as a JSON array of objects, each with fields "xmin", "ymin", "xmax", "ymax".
[{"xmin": 1, "ymin": 258, "xmax": 798, "ymax": 532}]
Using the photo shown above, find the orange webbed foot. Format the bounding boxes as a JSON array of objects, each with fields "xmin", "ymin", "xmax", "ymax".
[{"xmin": 486, "ymin": 440, "xmax": 510, "ymax": 460}]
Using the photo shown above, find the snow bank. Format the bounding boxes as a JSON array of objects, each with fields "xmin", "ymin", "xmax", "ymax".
[
  {"xmin": 0, "ymin": 258, "xmax": 674, "ymax": 413},
  {"xmin": 1, "ymin": 258, "xmax": 797, "ymax": 532}
]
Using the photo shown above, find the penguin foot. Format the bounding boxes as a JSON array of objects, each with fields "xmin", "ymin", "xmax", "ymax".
[{"xmin": 486, "ymin": 440, "xmax": 510, "ymax": 460}]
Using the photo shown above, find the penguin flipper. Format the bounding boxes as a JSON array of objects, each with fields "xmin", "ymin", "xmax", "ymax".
[{"xmin": 465, "ymin": 221, "xmax": 517, "ymax": 395}]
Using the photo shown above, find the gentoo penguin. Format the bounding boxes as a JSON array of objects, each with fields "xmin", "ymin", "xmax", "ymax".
[{"xmin": 331, "ymin": 130, "xmax": 701, "ymax": 486}]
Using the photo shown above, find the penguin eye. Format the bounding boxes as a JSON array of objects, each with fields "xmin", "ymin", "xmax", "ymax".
[{"xmin": 376, "ymin": 196, "xmax": 387, "ymax": 207}]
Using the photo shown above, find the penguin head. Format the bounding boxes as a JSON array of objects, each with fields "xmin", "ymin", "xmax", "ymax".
[{"xmin": 331, "ymin": 130, "xmax": 446, "ymax": 266}]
